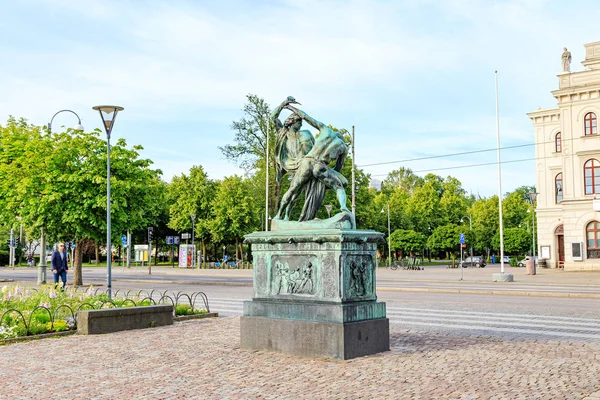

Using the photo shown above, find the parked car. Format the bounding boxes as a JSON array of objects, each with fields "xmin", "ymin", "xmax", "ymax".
[
  {"xmin": 460, "ymin": 256, "xmax": 486, "ymax": 268},
  {"xmin": 517, "ymin": 256, "xmax": 538, "ymax": 267},
  {"xmin": 503, "ymin": 256, "xmax": 510, "ymax": 264}
]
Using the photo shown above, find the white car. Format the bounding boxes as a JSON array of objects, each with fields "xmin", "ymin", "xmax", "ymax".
[
  {"xmin": 503, "ymin": 256, "xmax": 510, "ymax": 264},
  {"xmin": 517, "ymin": 256, "xmax": 538, "ymax": 267}
]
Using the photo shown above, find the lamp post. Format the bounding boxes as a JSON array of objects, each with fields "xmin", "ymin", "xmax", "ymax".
[
  {"xmin": 381, "ymin": 204, "xmax": 391, "ymax": 267},
  {"xmin": 528, "ymin": 192, "xmax": 538, "ymax": 268},
  {"xmin": 191, "ymin": 213, "xmax": 196, "ymax": 269},
  {"xmin": 460, "ymin": 214, "xmax": 473, "ymax": 262},
  {"xmin": 47, "ymin": 109, "xmax": 84, "ymax": 133},
  {"xmin": 92, "ymin": 105, "xmax": 124, "ymax": 297}
]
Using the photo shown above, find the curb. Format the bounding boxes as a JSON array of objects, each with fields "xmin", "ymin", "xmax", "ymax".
[{"xmin": 377, "ymin": 287, "xmax": 600, "ymax": 299}]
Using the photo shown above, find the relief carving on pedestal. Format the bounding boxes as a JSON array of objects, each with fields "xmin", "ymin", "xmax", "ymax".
[
  {"xmin": 346, "ymin": 256, "xmax": 373, "ymax": 299},
  {"xmin": 272, "ymin": 257, "xmax": 316, "ymax": 296}
]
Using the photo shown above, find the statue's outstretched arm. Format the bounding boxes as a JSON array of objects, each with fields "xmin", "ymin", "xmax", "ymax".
[
  {"xmin": 271, "ymin": 102, "xmax": 286, "ymax": 132},
  {"xmin": 285, "ymin": 105, "xmax": 325, "ymax": 131},
  {"xmin": 272, "ymin": 96, "xmax": 299, "ymax": 131}
]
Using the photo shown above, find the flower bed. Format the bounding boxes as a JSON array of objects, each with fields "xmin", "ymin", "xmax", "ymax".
[{"xmin": 1, "ymin": 284, "xmax": 209, "ymax": 340}]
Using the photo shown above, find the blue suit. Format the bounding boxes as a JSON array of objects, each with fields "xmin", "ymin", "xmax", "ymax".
[{"xmin": 51, "ymin": 250, "xmax": 68, "ymax": 288}]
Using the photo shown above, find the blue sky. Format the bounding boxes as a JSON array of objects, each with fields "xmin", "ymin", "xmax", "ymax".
[{"xmin": 1, "ymin": 0, "xmax": 599, "ymax": 197}]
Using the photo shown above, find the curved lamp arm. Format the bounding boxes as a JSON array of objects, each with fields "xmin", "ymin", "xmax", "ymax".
[{"xmin": 48, "ymin": 109, "xmax": 84, "ymax": 132}]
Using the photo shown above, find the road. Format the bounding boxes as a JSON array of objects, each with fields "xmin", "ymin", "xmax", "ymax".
[{"xmin": 3, "ymin": 265, "xmax": 600, "ymax": 344}]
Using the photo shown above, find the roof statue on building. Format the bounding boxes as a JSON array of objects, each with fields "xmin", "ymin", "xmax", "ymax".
[
  {"xmin": 562, "ymin": 47, "xmax": 572, "ymax": 72},
  {"xmin": 271, "ymin": 96, "xmax": 355, "ymax": 230}
]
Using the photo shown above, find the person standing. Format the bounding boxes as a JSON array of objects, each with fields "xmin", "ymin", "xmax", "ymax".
[{"xmin": 51, "ymin": 243, "xmax": 68, "ymax": 289}]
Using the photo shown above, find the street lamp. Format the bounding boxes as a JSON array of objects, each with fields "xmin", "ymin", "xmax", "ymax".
[
  {"xmin": 191, "ymin": 213, "xmax": 196, "ymax": 269},
  {"xmin": 460, "ymin": 214, "xmax": 473, "ymax": 262},
  {"xmin": 381, "ymin": 204, "xmax": 391, "ymax": 267},
  {"xmin": 528, "ymin": 191, "xmax": 538, "ymax": 268},
  {"xmin": 222, "ymin": 245, "xmax": 227, "ymax": 263},
  {"xmin": 92, "ymin": 105, "xmax": 124, "ymax": 297},
  {"xmin": 48, "ymin": 109, "xmax": 84, "ymax": 133}
]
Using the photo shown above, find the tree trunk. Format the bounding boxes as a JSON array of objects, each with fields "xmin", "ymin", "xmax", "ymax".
[
  {"xmin": 95, "ymin": 241, "xmax": 99, "ymax": 264},
  {"xmin": 73, "ymin": 239, "xmax": 84, "ymax": 286},
  {"xmin": 235, "ymin": 239, "xmax": 239, "ymax": 260}
]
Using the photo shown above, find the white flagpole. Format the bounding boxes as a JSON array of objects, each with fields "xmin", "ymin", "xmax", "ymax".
[{"xmin": 495, "ymin": 70, "xmax": 506, "ymax": 274}]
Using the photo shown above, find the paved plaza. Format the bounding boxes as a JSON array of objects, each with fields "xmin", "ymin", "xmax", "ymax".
[{"xmin": 2, "ymin": 316, "xmax": 600, "ymax": 399}]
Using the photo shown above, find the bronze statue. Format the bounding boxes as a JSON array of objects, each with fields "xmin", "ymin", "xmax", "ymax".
[{"xmin": 273, "ymin": 98, "xmax": 349, "ymax": 222}]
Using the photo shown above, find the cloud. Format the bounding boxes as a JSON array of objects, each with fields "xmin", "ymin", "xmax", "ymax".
[{"xmin": 2, "ymin": 0, "xmax": 599, "ymax": 197}]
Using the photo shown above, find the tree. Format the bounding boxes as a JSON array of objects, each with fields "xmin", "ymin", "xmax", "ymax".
[
  {"xmin": 390, "ymin": 229, "xmax": 426, "ymax": 257},
  {"xmin": 380, "ymin": 167, "xmax": 423, "ymax": 195},
  {"xmin": 426, "ymin": 223, "xmax": 463, "ymax": 258},
  {"xmin": 220, "ymin": 94, "xmax": 280, "ymax": 216},
  {"xmin": 167, "ymin": 166, "xmax": 216, "ymax": 267},
  {"xmin": 210, "ymin": 176, "xmax": 260, "ymax": 259},
  {"xmin": 492, "ymin": 227, "xmax": 530, "ymax": 255},
  {"xmin": 502, "ymin": 191, "xmax": 531, "ymax": 229},
  {"xmin": 405, "ymin": 179, "xmax": 443, "ymax": 235},
  {"xmin": 0, "ymin": 118, "xmax": 164, "ymax": 285}
]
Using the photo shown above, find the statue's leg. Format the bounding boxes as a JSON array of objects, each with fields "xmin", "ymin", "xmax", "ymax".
[
  {"xmin": 278, "ymin": 164, "xmax": 311, "ymax": 219},
  {"xmin": 320, "ymin": 168, "xmax": 349, "ymax": 212}
]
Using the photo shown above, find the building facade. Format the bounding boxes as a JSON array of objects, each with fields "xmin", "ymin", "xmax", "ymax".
[{"xmin": 528, "ymin": 41, "xmax": 600, "ymax": 271}]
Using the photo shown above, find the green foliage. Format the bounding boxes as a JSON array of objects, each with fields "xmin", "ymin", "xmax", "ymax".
[
  {"xmin": 380, "ymin": 167, "xmax": 423, "ymax": 195},
  {"xmin": 210, "ymin": 175, "xmax": 260, "ymax": 244},
  {"xmin": 175, "ymin": 304, "xmax": 207, "ymax": 315},
  {"xmin": 0, "ymin": 117, "xmax": 164, "ymax": 283},
  {"xmin": 390, "ymin": 229, "xmax": 426, "ymax": 255},
  {"xmin": 492, "ymin": 227, "xmax": 531, "ymax": 255},
  {"xmin": 426, "ymin": 224, "xmax": 462, "ymax": 255}
]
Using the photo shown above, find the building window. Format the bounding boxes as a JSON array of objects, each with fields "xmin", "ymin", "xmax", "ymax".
[
  {"xmin": 584, "ymin": 112, "xmax": 597, "ymax": 136},
  {"xmin": 584, "ymin": 159, "xmax": 600, "ymax": 195},
  {"xmin": 555, "ymin": 132, "xmax": 561, "ymax": 152},
  {"xmin": 555, "ymin": 173, "xmax": 563, "ymax": 203},
  {"xmin": 587, "ymin": 221, "xmax": 600, "ymax": 259}
]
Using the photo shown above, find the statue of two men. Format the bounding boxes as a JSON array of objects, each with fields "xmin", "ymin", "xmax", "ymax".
[{"xmin": 272, "ymin": 97, "xmax": 350, "ymax": 222}]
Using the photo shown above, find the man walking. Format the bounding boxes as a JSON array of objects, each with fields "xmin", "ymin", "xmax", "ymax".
[{"xmin": 51, "ymin": 243, "xmax": 68, "ymax": 290}]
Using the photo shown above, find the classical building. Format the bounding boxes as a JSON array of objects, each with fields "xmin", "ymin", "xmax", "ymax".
[{"xmin": 528, "ymin": 41, "xmax": 600, "ymax": 271}]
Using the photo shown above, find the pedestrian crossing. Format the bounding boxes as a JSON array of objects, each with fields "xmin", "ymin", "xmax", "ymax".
[{"xmin": 201, "ymin": 297, "xmax": 600, "ymax": 341}]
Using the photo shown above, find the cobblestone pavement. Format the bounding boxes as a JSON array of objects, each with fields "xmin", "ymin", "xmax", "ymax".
[{"xmin": 2, "ymin": 317, "xmax": 600, "ymax": 399}]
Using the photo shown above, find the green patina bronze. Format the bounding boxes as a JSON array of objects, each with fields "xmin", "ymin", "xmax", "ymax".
[
  {"xmin": 272, "ymin": 97, "xmax": 352, "ymax": 228},
  {"xmin": 241, "ymin": 97, "xmax": 388, "ymax": 359}
]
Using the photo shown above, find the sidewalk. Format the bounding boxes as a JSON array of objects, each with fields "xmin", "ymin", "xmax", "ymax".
[{"xmin": 1, "ymin": 317, "xmax": 599, "ymax": 399}]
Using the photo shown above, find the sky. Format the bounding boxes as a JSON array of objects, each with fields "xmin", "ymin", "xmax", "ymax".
[{"xmin": 1, "ymin": 0, "xmax": 599, "ymax": 197}]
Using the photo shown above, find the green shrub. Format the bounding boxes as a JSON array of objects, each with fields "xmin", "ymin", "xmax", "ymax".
[{"xmin": 509, "ymin": 257, "xmax": 517, "ymax": 267}]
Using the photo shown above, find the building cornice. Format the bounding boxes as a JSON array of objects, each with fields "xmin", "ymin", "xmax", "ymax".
[{"xmin": 527, "ymin": 108, "xmax": 560, "ymax": 123}]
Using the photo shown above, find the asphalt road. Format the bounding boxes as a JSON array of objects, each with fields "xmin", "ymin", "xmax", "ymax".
[{"xmin": 3, "ymin": 267, "xmax": 600, "ymax": 344}]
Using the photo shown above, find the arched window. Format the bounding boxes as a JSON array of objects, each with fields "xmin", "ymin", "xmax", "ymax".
[
  {"xmin": 586, "ymin": 221, "xmax": 600, "ymax": 259},
  {"xmin": 584, "ymin": 159, "xmax": 600, "ymax": 195},
  {"xmin": 584, "ymin": 112, "xmax": 597, "ymax": 136},
  {"xmin": 555, "ymin": 173, "xmax": 563, "ymax": 203},
  {"xmin": 555, "ymin": 132, "xmax": 561, "ymax": 152}
]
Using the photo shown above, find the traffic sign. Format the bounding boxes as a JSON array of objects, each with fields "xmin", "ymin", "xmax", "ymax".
[
  {"xmin": 121, "ymin": 235, "xmax": 128, "ymax": 246},
  {"xmin": 166, "ymin": 236, "xmax": 173, "ymax": 245},
  {"xmin": 173, "ymin": 236, "xmax": 180, "ymax": 245},
  {"xmin": 181, "ymin": 233, "xmax": 191, "ymax": 240},
  {"xmin": 461, "ymin": 244, "xmax": 466, "ymax": 248},
  {"xmin": 459, "ymin": 233, "xmax": 465, "ymax": 244}
]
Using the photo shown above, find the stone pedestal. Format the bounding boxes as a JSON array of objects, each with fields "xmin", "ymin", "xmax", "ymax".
[{"xmin": 241, "ymin": 229, "xmax": 389, "ymax": 360}]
